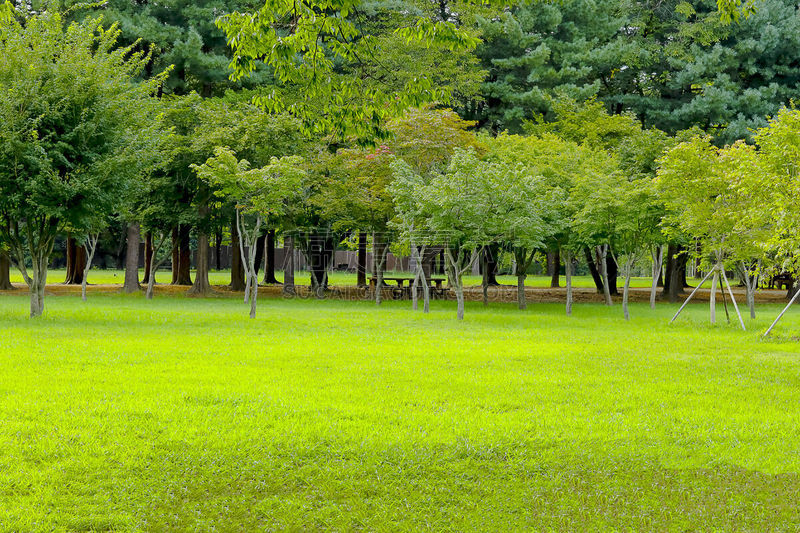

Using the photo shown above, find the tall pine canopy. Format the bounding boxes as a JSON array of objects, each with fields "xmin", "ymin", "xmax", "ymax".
[
  {"xmin": 475, "ymin": 0, "xmax": 800, "ymax": 142},
  {"xmin": 53, "ymin": 0, "xmax": 270, "ymax": 96}
]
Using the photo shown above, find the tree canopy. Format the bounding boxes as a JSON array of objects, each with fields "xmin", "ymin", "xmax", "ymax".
[{"xmin": 0, "ymin": 8, "xmax": 164, "ymax": 316}]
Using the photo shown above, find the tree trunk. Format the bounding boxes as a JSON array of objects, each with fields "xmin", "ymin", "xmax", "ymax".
[
  {"xmin": 517, "ymin": 273, "xmax": 526, "ymax": 310},
  {"xmin": 247, "ymin": 236, "xmax": 259, "ymax": 319},
  {"xmin": 373, "ymin": 232, "xmax": 387, "ymax": 305},
  {"xmin": 263, "ymin": 230, "xmax": 279, "ymax": 284},
  {"xmin": 146, "ymin": 232, "xmax": 171, "ymax": 300},
  {"xmin": 606, "ymin": 253, "xmax": 618, "ymax": 295},
  {"xmin": 411, "ymin": 243, "xmax": 429, "ymax": 312},
  {"xmin": 547, "ymin": 250, "xmax": 560, "ymax": 288},
  {"xmin": 0, "ymin": 251, "xmax": 12, "ymax": 290},
  {"xmin": 710, "ymin": 268, "xmax": 718, "ymax": 324},
  {"xmin": 123, "ymin": 223, "xmax": 141, "ymax": 293},
  {"xmin": 283, "ymin": 234, "xmax": 295, "ymax": 296},
  {"xmin": 308, "ymin": 232, "xmax": 331, "ymax": 299},
  {"xmin": 230, "ymin": 217, "xmax": 246, "ymax": 291},
  {"xmin": 665, "ymin": 245, "xmax": 686, "ymax": 303},
  {"xmin": 565, "ymin": 249, "xmax": 573, "ymax": 316},
  {"xmin": 622, "ymin": 258, "xmax": 634, "ymax": 321},
  {"xmin": 663, "ymin": 244, "xmax": 676, "ymax": 295},
  {"xmin": 65, "ymin": 236, "xmax": 75, "ymax": 283},
  {"xmin": 146, "ymin": 243, "xmax": 161, "ymax": 300},
  {"xmin": 171, "ymin": 226, "xmax": 179, "ymax": 284},
  {"xmin": 412, "ymin": 244, "xmax": 420, "ymax": 311},
  {"xmin": 238, "ymin": 214, "xmax": 252, "ymax": 304},
  {"xmin": 29, "ymin": 253, "xmax": 47, "ymax": 318},
  {"xmin": 597, "ymin": 245, "xmax": 613, "ymax": 306},
  {"xmin": 444, "ymin": 248, "xmax": 471, "ymax": 320},
  {"xmin": 455, "ymin": 283, "xmax": 465, "ymax": 320},
  {"xmin": 482, "ymin": 248, "xmax": 489, "ymax": 307},
  {"xmin": 513, "ymin": 249, "xmax": 532, "ymax": 310},
  {"xmin": 142, "ymin": 232, "xmax": 153, "ymax": 285},
  {"xmin": 188, "ymin": 229, "xmax": 211, "ymax": 296},
  {"xmin": 484, "ymin": 244, "xmax": 499, "ymax": 286},
  {"xmin": 214, "ymin": 231, "xmax": 222, "ymax": 270},
  {"xmin": 422, "ymin": 276, "xmax": 431, "ymax": 313},
  {"xmin": 787, "ymin": 279, "xmax": 798, "ymax": 300},
  {"xmin": 28, "ymin": 232, "xmax": 55, "ymax": 317},
  {"xmin": 413, "ymin": 245, "xmax": 431, "ymax": 313},
  {"xmin": 680, "ymin": 255, "xmax": 689, "ymax": 288},
  {"xmin": 64, "ymin": 236, "xmax": 86, "ymax": 285},
  {"xmin": 174, "ymin": 224, "xmax": 192, "ymax": 286},
  {"xmin": 81, "ymin": 235, "xmax": 98, "ymax": 302},
  {"xmin": 357, "ymin": 231, "xmax": 368, "ymax": 288},
  {"xmin": 249, "ymin": 274, "xmax": 258, "ymax": 318},
  {"xmin": 146, "ymin": 261, "xmax": 157, "ymax": 300},
  {"xmin": 584, "ymin": 247, "xmax": 604, "ymax": 293},
  {"xmin": 254, "ymin": 233, "xmax": 266, "ymax": 276},
  {"xmin": 650, "ymin": 246, "xmax": 663, "ymax": 309},
  {"xmin": 737, "ymin": 261, "xmax": 757, "ymax": 320}
]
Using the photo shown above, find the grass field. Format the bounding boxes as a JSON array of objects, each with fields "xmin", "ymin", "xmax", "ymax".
[
  {"xmin": 10, "ymin": 268, "xmax": 659, "ymax": 289},
  {"xmin": 2, "ymin": 294, "xmax": 800, "ymax": 530}
]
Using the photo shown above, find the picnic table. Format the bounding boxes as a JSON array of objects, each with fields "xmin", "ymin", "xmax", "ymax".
[
  {"xmin": 767, "ymin": 272, "xmax": 794, "ymax": 290},
  {"xmin": 368, "ymin": 276, "xmax": 447, "ymax": 299}
]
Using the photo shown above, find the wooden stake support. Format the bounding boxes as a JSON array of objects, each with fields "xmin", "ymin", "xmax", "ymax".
[
  {"xmin": 721, "ymin": 270, "xmax": 746, "ymax": 331},
  {"xmin": 720, "ymin": 274, "xmax": 731, "ymax": 324},
  {"xmin": 764, "ymin": 285, "xmax": 800, "ymax": 337},
  {"xmin": 670, "ymin": 268, "xmax": 715, "ymax": 324}
]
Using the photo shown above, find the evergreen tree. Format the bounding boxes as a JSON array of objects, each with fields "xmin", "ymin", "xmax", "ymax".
[
  {"xmin": 52, "ymin": 0, "xmax": 271, "ymax": 96},
  {"xmin": 475, "ymin": 0, "xmax": 800, "ymax": 143}
]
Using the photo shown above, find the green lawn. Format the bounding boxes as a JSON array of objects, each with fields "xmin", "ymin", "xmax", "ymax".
[
  {"xmin": 11, "ymin": 268, "xmax": 659, "ymax": 288},
  {"xmin": 2, "ymin": 294, "xmax": 800, "ymax": 530}
]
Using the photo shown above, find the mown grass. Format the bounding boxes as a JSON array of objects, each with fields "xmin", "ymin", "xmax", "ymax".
[
  {"xmin": 2, "ymin": 294, "xmax": 800, "ymax": 531},
  {"xmin": 10, "ymin": 268, "xmax": 658, "ymax": 289}
]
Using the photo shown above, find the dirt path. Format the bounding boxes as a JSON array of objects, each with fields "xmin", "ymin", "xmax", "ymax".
[{"xmin": 0, "ymin": 282, "xmax": 792, "ymax": 304}]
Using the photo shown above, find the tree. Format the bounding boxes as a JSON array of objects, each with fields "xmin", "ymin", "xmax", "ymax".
[
  {"xmin": 611, "ymin": 179, "xmax": 664, "ymax": 319},
  {"xmin": 657, "ymin": 135, "xmax": 759, "ymax": 328},
  {"xmin": 472, "ymin": 0, "xmax": 622, "ymax": 132},
  {"xmin": 136, "ymin": 177, "xmax": 188, "ymax": 300},
  {"xmin": 55, "ymin": 0, "xmax": 272, "ymax": 97},
  {"xmin": 315, "ymin": 145, "xmax": 396, "ymax": 304},
  {"xmin": 754, "ymin": 108, "xmax": 800, "ymax": 335},
  {"xmin": 533, "ymin": 99, "xmax": 674, "ymax": 298},
  {"xmin": 216, "ymin": 0, "xmax": 490, "ymax": 144},
  {"xmin": 473, "ymin": 0, "xmax": 790, "ymax": 144},
  {"xmin": 570, "ymin": 169, "xmax": 624, "ymax": 307},
  {"xmin": 0, "ymin": 9, "xmax": 163, "ymax": 317},
  {"xmin": 482, "ymin": 136, "xmax": 567, "ymax": 309},
  {"xmin": 73, "ymin": 210, "xmax": 113, "ymax": 302},
  {"xmin": 190, "ymin": 94, "xmax": 306, "ymax": 294},
  {"xmin": 388, "ymin": 108, "xmax": 482, "ymax": 310},
  {"xmin": 0, "ymin": 249, "xmax": 12, "ymax": 290},
  {"xmin": 485, "ymin": 131, "xmax": 612, "ymax": 313},
  {"xmin": 194, "ymin": 147, "xmax": 305, "ymax": 318},
  {"xmin": 496, "ymin": 168, "xmax": 563, "ymax": 311},
  {"xmin": 391, "ymin": 149, "xmax": 511, "ymax": 320}
]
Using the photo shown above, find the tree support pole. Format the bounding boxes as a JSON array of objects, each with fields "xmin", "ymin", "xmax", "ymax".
[
  {"xmin": 764, "ymin": 284, "xmax": 800, "ymax": 337},
  {"xmin": 720, "ymin": 274, "xmax": 731, "ymax": 324},
  {"xmin": 670, "ymin": 268, "xmax": 715, "ymax": 324},
  {"xmin": 721, "ymin": 270, "xmax": 746, "ymax": 331}
]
